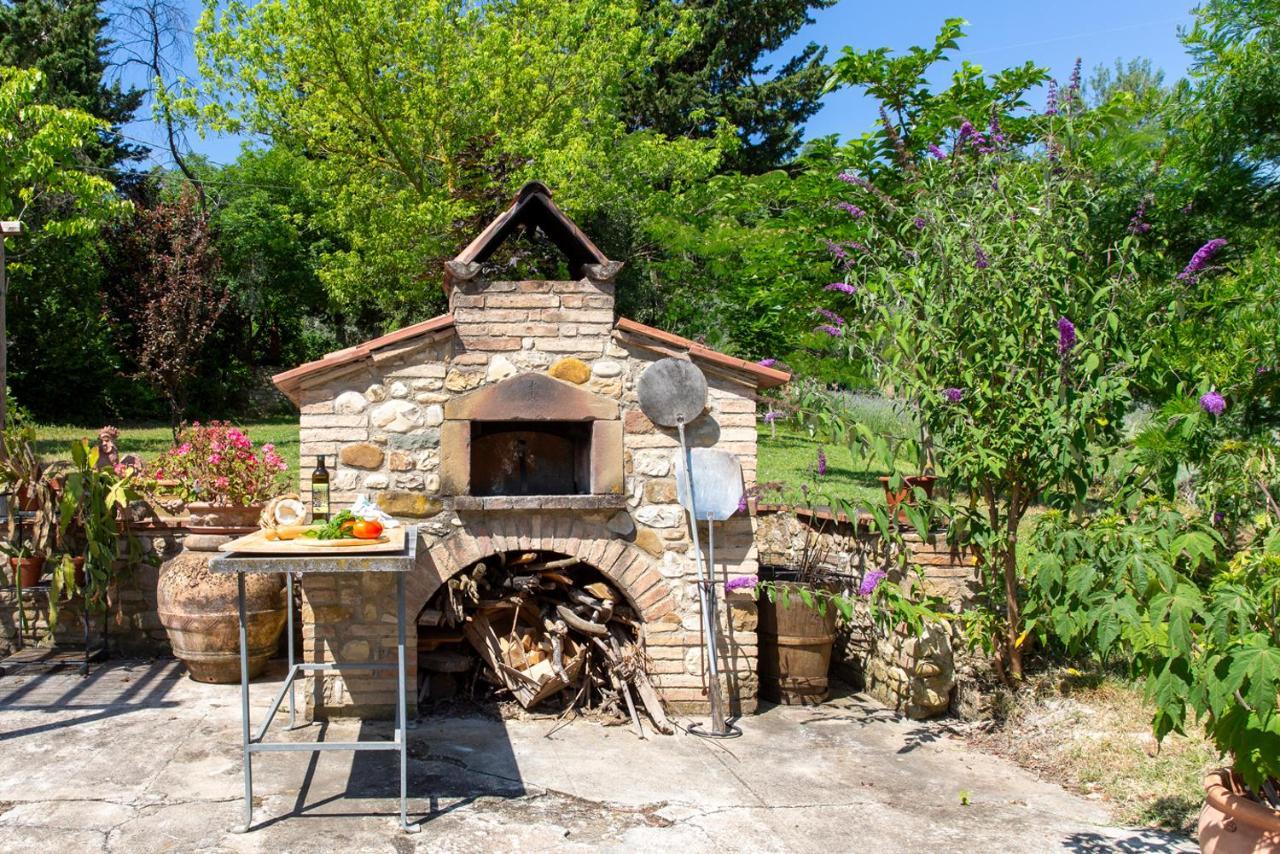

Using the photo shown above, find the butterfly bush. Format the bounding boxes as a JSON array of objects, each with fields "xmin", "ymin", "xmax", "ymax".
[
  {"xmin": 725, "ymin": 575, "xmax": 758, "ymax": 594},
  {"xmin": 1199, "ymin": 391, "xmax": 1226, "ymax": 416},
  {"xmin": 1177, "ymin": 238, "xmax": 1227, "ymax": 282},
  {"xmin": 157, "ymin": 421, "xmax": 290, "ymax": 506}
]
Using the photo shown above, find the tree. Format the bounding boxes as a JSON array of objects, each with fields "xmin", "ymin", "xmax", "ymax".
[
  {"xmin": 818, "ymin": 110, "xmax": 1148, "ymax": 683},
  {"xmin": 106, "ymin": 186, "xmax": 227, "ymax": 433},
  {"xmin": 190, "ymin": 0, "xmax": 726, "ymax": 329},
  {"xmin": 0, "ymin": 0, "xmax": 144, "ymax": 173},
  {"xmin": 623, "ymin": 0, "xmax": 833, "ymax": 174}
]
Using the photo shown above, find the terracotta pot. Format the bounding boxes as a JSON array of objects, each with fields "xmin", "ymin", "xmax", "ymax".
[
  {"xmin": 757, "ymin": 580, "xmax": 838, "ymax": 705},
  {"xmin": 72, "ymin": 556, "xmax": 86, "ymax": 589},
  {"xmin": 1199, "ymin": 770, "xmax": 1280, "ymax": 853},
  {"xmin": 9, "ymin": 555, "xmax": 46, "ymax": 588},
  {"xmin": 157, "ymin": 503, "xmax": 286, "ymax": 683},
  {"xmin": 879, "ymin": 475, "xmax": 937, "ymax": 521}
]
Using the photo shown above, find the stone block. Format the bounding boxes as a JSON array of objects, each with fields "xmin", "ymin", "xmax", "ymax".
[
  {"xmin": 438, "ymin": 421, "xmax": 469, "ymax": 494},
  {"xmin": 634, "ymin": 529, "xmax": 663, "ymax": 557},
  {"xmin": 339, "ymin": 442, "xmax": 384, "ymax": 470},
  {"xmin": 591, "ymin": 420, "xmax": 624, "ymax": 495},
  {"xmin": 548, "ymin": 357, "xmax": 591, "ymax": 384},
  {"xmin": 376, "ymin": 492, "xmax": 444, "ymax": 519}
]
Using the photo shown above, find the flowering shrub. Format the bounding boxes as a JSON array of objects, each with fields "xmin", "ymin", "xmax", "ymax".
[{"xmin": 156, "ymin": 422, "xmax": 290, "ymax": 506}]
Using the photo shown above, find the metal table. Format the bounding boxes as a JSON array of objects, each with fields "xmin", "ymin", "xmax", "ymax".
[{"xmin": 209, "ymin": 527, "xmax": 419, "ymax": 834}]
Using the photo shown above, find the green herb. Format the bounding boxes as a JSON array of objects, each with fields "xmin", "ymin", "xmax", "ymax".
[{"xmin": 304, "ymin": 510, "xmax": 356, "ymax": 540}]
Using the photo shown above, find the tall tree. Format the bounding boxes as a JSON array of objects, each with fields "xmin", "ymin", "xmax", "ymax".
[
  {"xmin": 0, "ymin": 0, "xmax": 144, "ymax": 173},
  {"xmin": 624, "ymin": 0, "xmax": 833, "ymax": 174}
]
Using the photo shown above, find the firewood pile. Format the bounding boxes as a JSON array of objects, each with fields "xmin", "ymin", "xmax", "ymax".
[{"xmin": 417, "ymin": 550, "xmax": 672, "ymax": 736}]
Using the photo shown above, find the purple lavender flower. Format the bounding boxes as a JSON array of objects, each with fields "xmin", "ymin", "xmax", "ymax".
[
  {"xmin": 837, "ymin": 201, "xmax": 866, "ymax": 219},
  {"xmin": 913, "ymin": 217, "xmax": 927, "ymax": 230},
  {"xmin": 942, "ymin": 387, "xmax": 964, "ymax": 403},
  {"xmin": 1128, "ymin": 197, "xmax": 1151, "ymax": 235},
  {"xmin": 763, "ymin": 410, "xmax": 781, "ymax": 423},
  {"xmin": 1068, "ymin": 58, "xmax": 1082, "ymax": 98},
  {"xmin": 815, "ymin": 324, "xmax": 843, "ymax": 338},
  {"xmin": 1057, "ymin": 317, "xmax": 1077, "ymax": 355},
  {"xmin": 824, "ymin": 240, "xmax": 850, "ymax": 265},
  {"xmin": 1177, "ymin": 238, "xmax": 1228, "ymax": 282},
  {"xmin": 975, "ymin": 247, "xmax": 990, "ymax": 269},
  {"xmin": 725, "ymin": 575, "xmax": 758, "ymax": 594},
  {"xmin": 1045, "ymin": 79, "xmax": 1059, "ymax": 116},
  {"xmin": 1200, "ymin": 391, "xmax": 1226, "ymax": 416},
  {"xmin": 825, "ymin": 281, "xmax": 857, "ymax": 294},
  {"xmin": 736, "ymin": 494, "xmax": 748, "ymax": 514},
  {"xmin": 858, "ymin": 569, "xmax": 887, "ymax": 597},
  {"xmin": 757, "ymin": 358, "xmax": 778, "ymax": 368},
  {"xmin": 837, "ymin": 171, "xmax": 870, "ymax": 188},
  {"xmin": 988, "ymin": 114, "xmax": 1005, "ymax": 148},
  {"xmin": 927, "ymin": 143, "xmax": 946, "ymax": 160},
  {"xmin": 1213, "ymin": 511, "xmax": 1225, "ymax": 526},
  {"xmin": 958, "ymin": 120, "xmax": 976, "ymax": 142},
  {"xmin": 816, "ymin": 447, "xmax": 827, "ymax": 476},
  {"xmin": 816, "ymin": 307, "xmax": 846, "ymax": 327}
]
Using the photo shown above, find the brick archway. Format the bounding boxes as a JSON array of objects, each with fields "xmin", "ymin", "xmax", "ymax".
[{"xmin": 408, "ymin": 517, "xmax": 678, "ymax": 629}]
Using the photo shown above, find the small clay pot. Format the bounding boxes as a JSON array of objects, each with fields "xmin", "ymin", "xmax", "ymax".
[
  {"xmin": 10, "ymin": 555, "xmax": 46, "ymax": 588},
  {"xmin": 879, "ymin": 474, "xmax": 937, "ymax": 521},
  {"xmin": 1199, "ymin": 769, "xmax": 1280, "ymax": 854}
]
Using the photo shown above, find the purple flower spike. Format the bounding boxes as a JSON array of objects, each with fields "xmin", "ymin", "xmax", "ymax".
[
  {"xmin": 1177, "ymin": 238, "xmax": 1227, "ymax": 282},
  {"xmin": 825, "ymin": 281, "xmax": 857, "ymax": 294},
  {"xmin": 725, "ymin": 575, "xmax": 758, "ymax": 594},
  {"xmin": 816, "ymin": 447, "xmax": 827, "ymax": 476},
  {"xmin": 837, "ymin": 201, "xmax": 866, "ymax": 218},
  {"xmin": 1045, "ymin": 79, "xmax": 1059, "ymax": 116},
  {"xmin": 927, "ymin": 143, "xmax": 947, "ymax": 160},
  {"xmin": 763, "ymin": 410, "xmax": 781, "ymax": 424},
  {"xmin": 837, "ymin": 171, "xmax": 869, "ymax": 188},
  {"xmin": 1128, "ymin": 197, "xmax": 1151, "ymax": 235},
  {"xmin": 757, "ymin": 358, "xmax": 777, "ymax": 368},
  {"xmin": 913, "ymin": 217, "xmax": 927, "ymax": 230},
  {"xmin": 1057, "ymin": 317, "xmax": 1076, "ymax": 355},
  {"xmin": 958, "ymin": 120, "xmax": 976, "ymax": 142},
  {"xmin": 943, "ymin": 387, "xmax": 964, "ymax": 404},
  {"xmin": 858, "ymin": 569, "xmax": 887, "ymax": 597},
  {"xmin": 974, "ymin": 247, "xmax": 990, "ymax": 269},
  {"xmin": 1200, "ymin": 391, "xmax": 1226, "ymax": 416},
  {"xmin": 816, "ymin": 307, "xmax": 846, "ymax": 327},
  {"xmin": 815, "ymin": 324, "xmax": 843, "ymax": 338}
]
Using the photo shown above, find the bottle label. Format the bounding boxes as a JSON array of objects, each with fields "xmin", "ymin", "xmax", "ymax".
[{"xmin": 312, "ymin": 484, "xmax": 330, "ymax": 520}]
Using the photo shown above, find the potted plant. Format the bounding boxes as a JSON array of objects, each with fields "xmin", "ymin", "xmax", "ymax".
[
  {"xmin": 154, "ymin": 422, "xmax": 291, "ymax": 682},
  {"xmin": 0, "ymin": 427, "xmax": 59, "ymax": 646},
  {"xmin": 46, "ymin": 439, "xmax": 148, "ymax": 631}
]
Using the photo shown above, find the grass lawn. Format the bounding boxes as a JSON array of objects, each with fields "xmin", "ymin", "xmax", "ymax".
[
  {"xmin": 756, "ymin": 424, "xmax": 910, "ymax": 508},
  {"xmin": 32, "ymin": 418, "xmax": 303, "ymax": 483}
]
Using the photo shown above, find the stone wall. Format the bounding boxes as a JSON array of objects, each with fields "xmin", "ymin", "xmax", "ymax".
[
  {"xmin": 0, "ymin": 530, "xmax": 175, "ymax": 658},
  {"xmin": 289, "ymin": 274, "xmax": 762, "ymax": 718},
  {"xmin": 755, "ymin": 509, "xmax": 979, "ymax": 719}
]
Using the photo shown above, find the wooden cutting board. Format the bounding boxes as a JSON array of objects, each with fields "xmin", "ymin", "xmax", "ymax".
[{"xmin": 218, "ymin": 525, "xmax": 406, "ymax": 556}]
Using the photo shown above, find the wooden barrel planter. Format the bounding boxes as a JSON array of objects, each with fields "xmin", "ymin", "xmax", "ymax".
[
  {"xmin": 757, "ymin": 578, "xmax": 837, "ymax": 705},
  {"xmin": 156, "ymin": 503, "xmax": 287, "ymax": 683}
]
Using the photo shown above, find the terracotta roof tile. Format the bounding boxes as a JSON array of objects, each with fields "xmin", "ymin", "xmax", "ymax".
[{"xmin": 614, "ymin": 317, "xmax": 790, "ymax": 389}]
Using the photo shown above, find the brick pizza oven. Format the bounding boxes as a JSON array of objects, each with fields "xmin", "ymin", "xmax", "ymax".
[{"xmin": 272, "ymin": 182, "xmax": 789, "ymax": 718}]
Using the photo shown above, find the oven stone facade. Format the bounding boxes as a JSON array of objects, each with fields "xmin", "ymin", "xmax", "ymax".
[{"xmin": 273, "ymin": 183, "xmax": 788, "ymax": 719}]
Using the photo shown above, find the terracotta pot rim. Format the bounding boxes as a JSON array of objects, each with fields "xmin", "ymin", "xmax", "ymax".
[{"xmin": 1204, "ymin": 769, "xmax": 1280, "ymax": 833}]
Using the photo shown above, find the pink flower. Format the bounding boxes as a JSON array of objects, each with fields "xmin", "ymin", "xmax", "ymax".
[
  {"xmin": 209, "ymin": 454, "xmax": 222, "ymax": 465},
  {"xmin": 214, "ymin": 476, "xmax": 229, "ymax": 489}
]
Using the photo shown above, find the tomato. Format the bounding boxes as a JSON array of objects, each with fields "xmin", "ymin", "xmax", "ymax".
[
  {"xmin": 351, "ymin": 519, "xmax": 384, "ymax": 540},
  {"xmin": 338, "ymin": 517, "xmax": 357, "ymax": 536}
]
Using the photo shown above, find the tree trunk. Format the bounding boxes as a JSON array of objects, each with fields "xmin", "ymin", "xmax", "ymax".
[{"xmin": 1002, "ymin": 483, "xmax": 1025, "ymax": 682}]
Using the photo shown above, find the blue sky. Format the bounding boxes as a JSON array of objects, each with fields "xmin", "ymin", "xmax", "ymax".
[{"xmin": 123, "ymin": 0, "xmax": 1199, "ymax": 167}]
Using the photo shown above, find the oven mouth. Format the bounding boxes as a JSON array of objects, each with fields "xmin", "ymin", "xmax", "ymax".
[{"xmin": 469, "ymin": 420, "xmax": 592, "ymax": 497}]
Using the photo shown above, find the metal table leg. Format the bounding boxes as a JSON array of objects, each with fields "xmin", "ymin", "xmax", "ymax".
[
  {"xmin": 398, "ymin": 571, "xmax": 418, "ymax": 833},
  {"xmin": 286, "ymin": 572, "xmax": 297, "ymax": 729},
  {"xmin": 234, "ymin": 571, "xmax": 253, "ymax": 833}
]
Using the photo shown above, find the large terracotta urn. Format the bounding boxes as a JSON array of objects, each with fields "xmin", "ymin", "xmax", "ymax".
[
  {"xmin": 1199, "ymin": 770, "xmax": 1280, "ymax": 854},
  {"xmin": 157, "ymin": 503, "xmax": 287, "ymax": 683}
]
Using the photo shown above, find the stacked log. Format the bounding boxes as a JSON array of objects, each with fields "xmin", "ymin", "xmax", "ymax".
[{"xmin": 417, "ymin": 550, "xmax": 671, "ymax": 737}]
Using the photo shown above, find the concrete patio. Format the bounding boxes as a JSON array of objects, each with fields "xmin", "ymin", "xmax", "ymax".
[{"xmin": 0, "ymin": 659, "xmax": 1194, "ymax": 853}]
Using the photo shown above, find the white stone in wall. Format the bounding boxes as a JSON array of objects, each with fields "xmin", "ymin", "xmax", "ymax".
[
  {"xmin": 592, "ymin": 360, "xmax": 622, "ymax": 378},
  {"xmin": 416, "ymin": 449, "xmax": 439, "ymax": 470},
  {"xmin": 633, "ymin": 504, "xmax": 683, "ymax": 528},
  {"xmin": 369, "ymin": 400, "xmax": 423, "ymax": 433},
  {"xmin": 389, "ymin": 381, "xmax": 410, "ymax": 399},
  {"xmin": 486, "ymin": 354, "xmax": 517, "ymax": 382},
  {"xmin": 334, "ymin": 391, "xmax": 369, "ymax": 415},
  {"xmin": 659, "ymin": 550, "xmax": 685, "ymax": 578},
  {"xmin": 424, "ymin": 474, "xmax": 440, "ymax": 494},
  {"xmin": 364, "ymin": 473, "xmax": 389, "ymax": 489},
  {"xmin": 333, "ymin": 470, "xmax": 359, "ymax": 490},
  {"xmin": 632, "ymin": 449, "xmax": 673, "ymax": 477},
  {"xmin": 393, "ymin": 472, "xmax": 424, "ymax": 490},
  {"xmin": 365, "ymin": 384, "xmax": 387, "ymax": 402},
  {"xmin": 424, "ymin": 404, "xmax": 444, "ymax": 427}
]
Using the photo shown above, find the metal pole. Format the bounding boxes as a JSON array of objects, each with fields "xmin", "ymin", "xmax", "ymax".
[
  {"xmin": 677, "ymin": 421, "xmax": 726, "ymax": 735},
  {"xmin": 0, "ymin": 222, "xmax": 22, "ymax": 525},
  {"xmin": 287, "ymin": 572, "xmax": 296, "ymax": 729},
  {"xmin": 397, "ymin": 571, "xmax": 416, "ymax": 833},
  {"xmin": 235, "ymin": 571, "xmax": 253, "ymax": 833}
]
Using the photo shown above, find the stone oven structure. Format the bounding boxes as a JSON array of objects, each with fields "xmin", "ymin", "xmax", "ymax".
[{"xmin": 272, "ymin": 183, "xmax": 788, "ymax": 718}]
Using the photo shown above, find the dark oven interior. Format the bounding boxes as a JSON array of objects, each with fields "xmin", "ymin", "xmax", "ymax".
[{"xmin": 469, "ymin": 420, "xmax": 591, "ymax": 496}]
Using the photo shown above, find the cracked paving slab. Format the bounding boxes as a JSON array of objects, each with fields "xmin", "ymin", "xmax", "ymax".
[{"xmin": 0, "ymin": 660, "xmax": 1196, "ymax": 853}]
